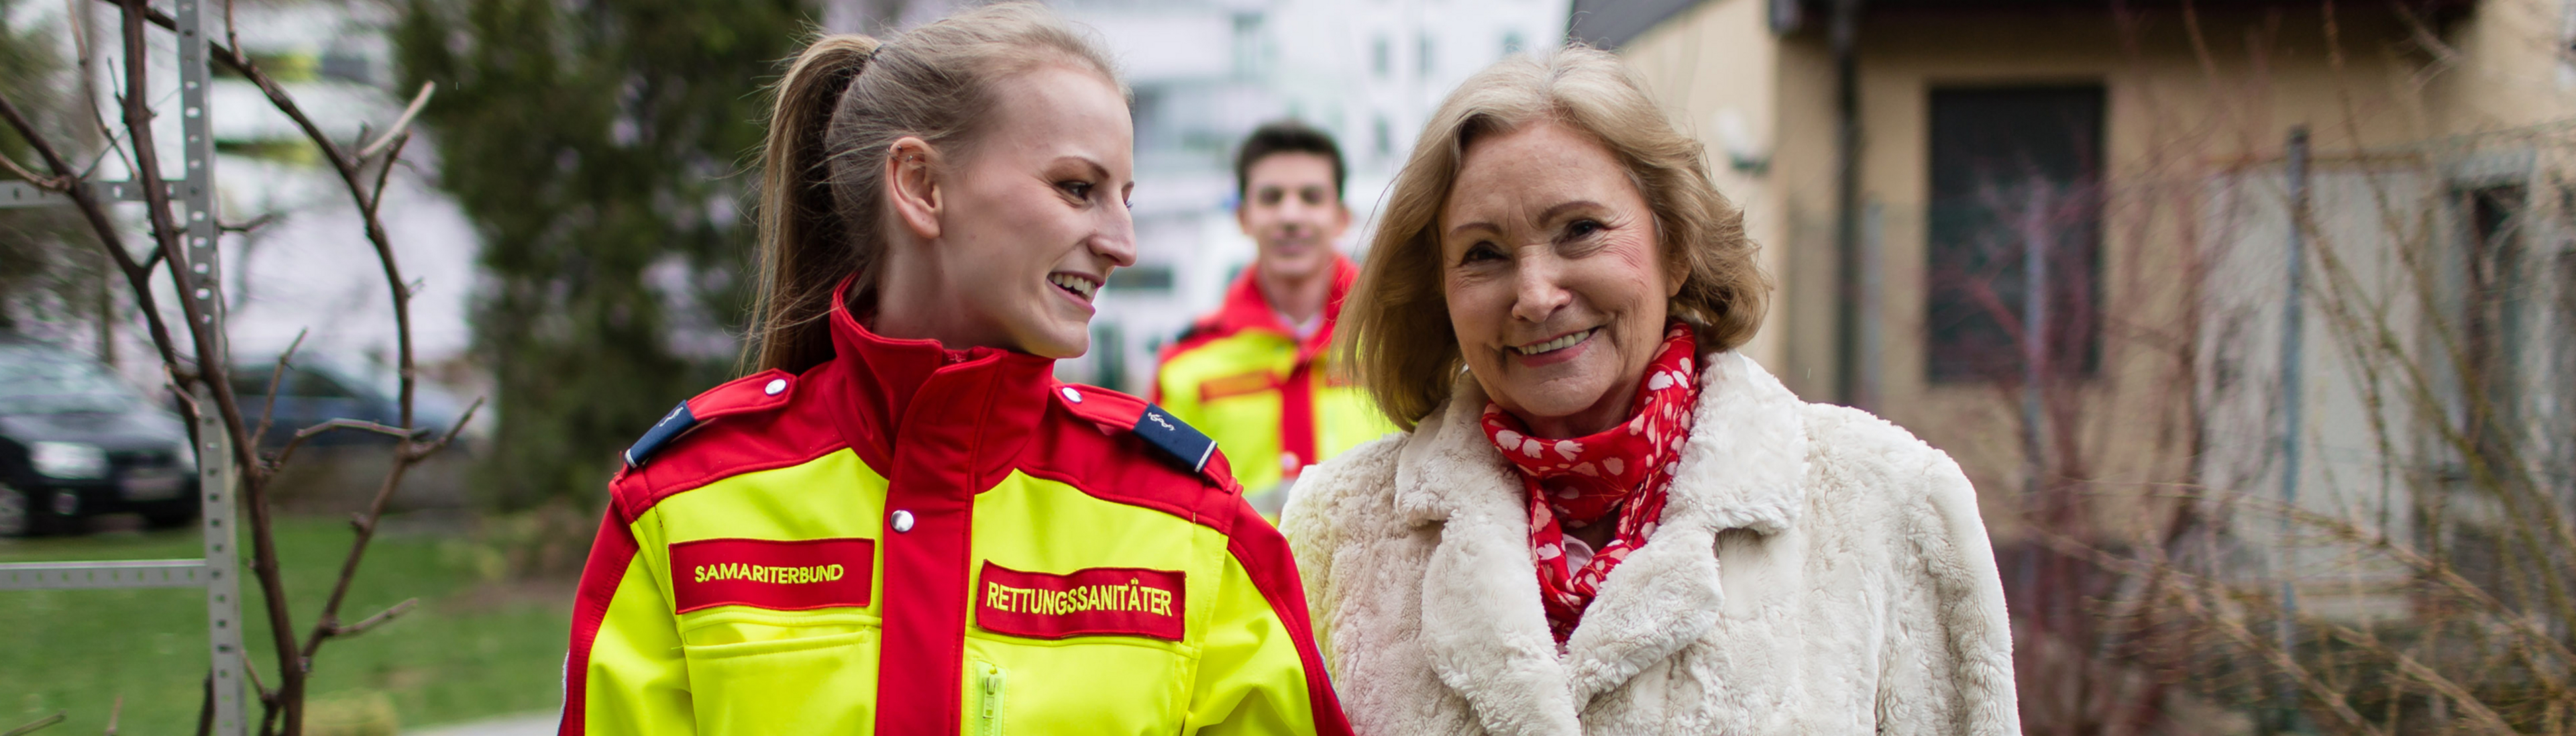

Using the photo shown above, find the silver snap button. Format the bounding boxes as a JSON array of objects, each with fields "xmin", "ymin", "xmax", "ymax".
[
  {"xmin": 764, "ymin": 378, "xmax": 788, "ymax": 396},
  {"xmin": 1060, "ymin": 386, "xmax": 1083, "ymax": 403},
  {"xmin": 890, "ymin": 509, "xmax": 915, "ymax": 533}
]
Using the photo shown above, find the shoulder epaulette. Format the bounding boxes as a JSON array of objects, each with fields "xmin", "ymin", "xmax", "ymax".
[
  {"xmin": 623, "ymin": 368, "xmax": 800, "ymax": 469},
  {"xmin": 1052, "ymin": 382, "xmax": 1222, "ymax": 480}
]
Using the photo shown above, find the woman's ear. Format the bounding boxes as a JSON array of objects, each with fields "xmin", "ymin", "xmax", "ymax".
[
  {"xmin": 885, "ymin": 137, "xmax": 943, "ymax": 241},
  {"xmin": 1662, "ymin": 233, "xmax": 1689, "ymax": 299}
]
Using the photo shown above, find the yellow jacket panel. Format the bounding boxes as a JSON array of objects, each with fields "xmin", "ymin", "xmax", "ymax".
[
  {"xmin": 561, "ymin": 286, "xmax": 1350, "ymax": 735},
  {"xmin": 1154, "ymin": 256, "xmax": 1394, "ymax": 511}
]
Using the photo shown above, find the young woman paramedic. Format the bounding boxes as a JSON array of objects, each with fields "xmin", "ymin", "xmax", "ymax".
[{"xmin": 557, "ymin": 5, "xmax": 1348, "ymax": 734}]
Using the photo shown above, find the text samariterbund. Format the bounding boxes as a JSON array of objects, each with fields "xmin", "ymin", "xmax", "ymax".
[{"xmin": 667, "ymin": 537, "xmax": 876, "ymax": 613}]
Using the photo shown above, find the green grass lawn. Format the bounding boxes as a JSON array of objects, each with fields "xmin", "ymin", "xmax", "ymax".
[{"xmin": 0, "ymin": 517, "xmax": 573, "ymax": 734}]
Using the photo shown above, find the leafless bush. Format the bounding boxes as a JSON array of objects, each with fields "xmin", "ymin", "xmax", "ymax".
[
  {"xmin": 0, "ymin": 2, "xmax": 475, "ymax": 735},
  {"xmin": 1937, "ymin": 4, "xmax": 2576, "ymax": 734}
]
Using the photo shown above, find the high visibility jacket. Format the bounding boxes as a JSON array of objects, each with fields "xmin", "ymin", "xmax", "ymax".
[
  {"xmin": 561, "ymin": 284, "xmax": 1350, "ymax": 736},
  {"xmin": 1152, "ymin": 256, "xmax": 1395, "ymax": 510}
]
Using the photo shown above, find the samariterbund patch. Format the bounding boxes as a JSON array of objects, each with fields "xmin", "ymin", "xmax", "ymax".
[
  {"xmin": 976, "ymin": 562, "xmax": 1187, "ymax": 641},
  {"xmin": 667, "ymin": 537, "xmax": 875, "ymax": 613}
]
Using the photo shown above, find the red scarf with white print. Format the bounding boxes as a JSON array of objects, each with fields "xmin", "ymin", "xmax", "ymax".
[{"xmin": 1479, "ymin": 321, "xmax": 1699, "ymax": 643}]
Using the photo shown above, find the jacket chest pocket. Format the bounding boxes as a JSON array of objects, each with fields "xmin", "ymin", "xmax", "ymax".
[
  {"xmin": 679, "ymin": 612, "xmax": 879, "ymax": 735},
  {"xmin": 963, "ymin": 637, "xmax": 1189, "ymax": 735}
]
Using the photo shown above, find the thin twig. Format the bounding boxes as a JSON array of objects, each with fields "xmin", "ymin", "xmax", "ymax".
[
  {"xmin": 356, "ymin": 83, "xmax": 434, "ymax": 160},
  {"xmin": 0, "ymin": 150, "xmax": 64, "ymax": 188},
  {"xmin": 249, "ymin": 329, "xmax": 307, "ymax": 452},
  {"xmin": 101, "ymin": 694, "xmax": 120, "ymax": 736},
  {"xmin": 329, "ymin": 598, "xmax": 419, "ymax": 638},
  {"xmin": 405, "ymin": 396, "xmax": 484, "ymax": 461},
  {"xmin": 220, "ymin": 211, "xmax": 283, "ymax": 234},
  {"xmin": 2, "ymin": 713, "xmax": 64, "ymax": 736},
  {"xmin": 365, "ymin": 133, "xmax": 408, "ymax": 217},
  {"xmin": 271, "ymin": 419, "xmax": 415, "ymax": 469}
]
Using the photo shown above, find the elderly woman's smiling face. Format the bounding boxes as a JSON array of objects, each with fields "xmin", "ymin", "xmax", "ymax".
[{"xmin": 1441, "ymin": 120, "xmax": 1682, "ymax": 439}]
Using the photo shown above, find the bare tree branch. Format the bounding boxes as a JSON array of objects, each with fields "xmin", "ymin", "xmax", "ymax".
[
  {"xmin": 406, "ymin": 396, "xmax": 484, "ymax": 461},
  {"xmin": 220, "ymin": 211, "xmax": 283, "ymax": 234},
  {"xmin": 357, "ymin": 83, "xmax": 435, "ymax": 160},
  {"xmin": 3, "ymin": 713, "xmax": 64, "ymax": 736},
  {"xmin": 0, "ymin": 150, "xmax": 64, "ymax": 188},
  {"xmin": 270, "ymin": 419, "xmax": 415, "ymax": 469},
  {"xmin": 328, "ymin": 598, "xmax": 419, "ymax": 638},
  {"xmin": 250, "ymin": 329, "xmax": 308, "ymax": 452}
]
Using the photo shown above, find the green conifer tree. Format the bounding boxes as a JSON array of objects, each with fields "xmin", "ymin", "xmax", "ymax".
[{"xmin": 392, "ymin": 0, "xmax": 810, "ymax": 509}]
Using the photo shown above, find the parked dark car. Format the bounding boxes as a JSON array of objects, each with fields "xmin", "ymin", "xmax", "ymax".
[
  {"xmin": 0, "ymin": 334, "xmax": 199, "ymax": 536},
  {"xmin": 227, "ymin": 358, "xmax": 460, "ymax": 448}
]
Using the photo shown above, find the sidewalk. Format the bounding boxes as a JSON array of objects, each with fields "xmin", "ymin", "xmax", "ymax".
[{"xmin": 405, "ymin": 713, "xmax": 555, "ymax": 736}]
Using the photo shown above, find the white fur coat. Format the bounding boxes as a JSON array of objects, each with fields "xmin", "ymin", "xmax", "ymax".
[{"xmin": 1280, "ymin": 352, "xmax": 2019, "ymax": 735}]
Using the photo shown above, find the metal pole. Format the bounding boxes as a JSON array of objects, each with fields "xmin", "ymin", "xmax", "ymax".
[
  {"xmin": 173, "ymin": 0, "xmax": 246, "ymax": 731},
  {"xmin": 1829, "ymin": 0, "xmax": 1865, "ymax": 408},
  {"xmin": 2272, "ymin": 125, "xmax": 2311, "ymax": 734},
  {"xmin": 1856, "ymin": 199, "xmax": 1884, "ymax": 411},
  {"xmin": 2021, "ymin": 183, "xmax": 2049, "ymax": 497}
]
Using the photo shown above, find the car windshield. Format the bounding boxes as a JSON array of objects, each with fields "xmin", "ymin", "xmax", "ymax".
[{"xmin": 0, "ymin": 344, "xmax": 144, "ymax": 415}]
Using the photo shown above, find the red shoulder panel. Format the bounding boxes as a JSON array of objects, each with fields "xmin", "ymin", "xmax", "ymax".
[
  {"xmin": 688, "ymin": 369, "xmax": 798, "ymax": 421},
  {"xmin": 1054, "ymin": 381, "xmax": 1148, "ymax": 433},
  {"xmin": 606, "ymin": 370, "xmax": 848, "ymax": 522},
  {"xmin": 1020, "ymin": 383, "xmax": 1243, "ymax": 529}
]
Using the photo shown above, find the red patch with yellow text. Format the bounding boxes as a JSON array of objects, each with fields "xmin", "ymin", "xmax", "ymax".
[
  {"xmin": 1198, "ymin": 370, "xmax": 1282, "ymax": 403},
  {"xmin": 668, "ymin": 537, "xmax": 875, "ymax": 614},
  {"xmin": 975, "ymin": 562, "xmax": 1186, "ymax": 641}
]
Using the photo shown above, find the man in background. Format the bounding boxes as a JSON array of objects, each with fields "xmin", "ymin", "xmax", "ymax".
[{"xmin": 1155, "ymin": 120, "xmax": 1393, "ymax": 517}]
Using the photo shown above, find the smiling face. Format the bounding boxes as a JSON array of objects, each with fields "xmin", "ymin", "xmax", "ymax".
[
  {"xmin": 1440, "ymin": 120, "xmax": 1681, "ymax": 438},
  {"xmin": 875, "ymin": 64, "xmax": 1136, "ymax": 358},
  {"xmin": 1238, "ymin": 152, "xmax": 1350, "ymax": 282}
]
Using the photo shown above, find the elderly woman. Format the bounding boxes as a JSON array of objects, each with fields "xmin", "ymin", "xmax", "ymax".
[{"xmin": 1281, "ymin": 48, "xmax": 2017, "ymax": 735}]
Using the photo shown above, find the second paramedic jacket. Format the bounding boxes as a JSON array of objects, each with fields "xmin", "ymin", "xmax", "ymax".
[
  {"xmin": 560, "ymin": 281, "xmax": 1350, "ymax": 735},
  {"xmin": 1152, "ymin": 256, "xmax": 1394, "ymax": 510}
]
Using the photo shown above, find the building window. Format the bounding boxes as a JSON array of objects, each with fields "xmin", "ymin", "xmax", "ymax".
[
  {"xmin": 1373, "ymin": 115, "xmax": 1393, "ymax": 158},
  {"xmin": 1502, "ymin": 30, "xmax": 1527, "ymax": 55},
  {"xmin": 1924, "ymin": 86, "xmax": 2105, "ymax": 383},
  {"xmin": 1417, "ymin": 33, "xmax": 1436, "ymax": 76},
  {"xmin": 1372, "ymin": 36, "xmax": 1391, "ymax": 78},
  {"xmin": 2453, "ymin": 184, "xmax": 2530, "ymax": 470},
  {"xmin": 1232, "ymin": 12, "xmax": 1266, "ymax": 80}
]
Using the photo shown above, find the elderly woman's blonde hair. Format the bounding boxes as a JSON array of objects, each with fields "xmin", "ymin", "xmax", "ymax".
[{"xmin": 1339, "ymin": 46, "xmax": 1770, "ymax": 429}]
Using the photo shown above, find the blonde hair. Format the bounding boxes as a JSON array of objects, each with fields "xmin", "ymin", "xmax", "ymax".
[
  {"xmin": 1340, "ymin": 47, "xmax": 1770, "ymax": 429},
  {"xmin": 749, "ymin": 3, "xmax": 1122, "ymax": 373}
]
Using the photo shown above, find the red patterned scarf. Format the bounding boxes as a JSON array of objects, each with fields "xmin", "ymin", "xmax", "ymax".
[{"xmin": 1480, "ymin": 321, "xmax": 1699, "ymax": 643}]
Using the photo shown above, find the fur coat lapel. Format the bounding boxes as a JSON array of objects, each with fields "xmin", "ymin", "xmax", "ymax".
[{"xmin": 1391, "ymin": 352, "xmax": 1811, "ymax": 731}]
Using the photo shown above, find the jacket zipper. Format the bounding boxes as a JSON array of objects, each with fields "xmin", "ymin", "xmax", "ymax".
[{"xmin": 973, "ymin": 662, "xmax": 1006, "ymax": 736}]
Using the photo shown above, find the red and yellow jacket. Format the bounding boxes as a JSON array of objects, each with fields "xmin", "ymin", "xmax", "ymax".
[
  {"xmin": 1152, "ymin": 256, "xmax": 1394, "ymax": 510},
  {"xmin": 561, "ymin": 286, "xmax": 1350, "ymax": 735}
]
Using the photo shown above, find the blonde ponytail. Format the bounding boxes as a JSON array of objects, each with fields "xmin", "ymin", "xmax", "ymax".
[{"xmin": 751, "ymin": 35, "xmax": 880, "ymax": 374}]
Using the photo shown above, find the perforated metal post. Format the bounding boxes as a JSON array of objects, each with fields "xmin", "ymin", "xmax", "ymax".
[
  {"xmin": 174, "ymin": 0, "xmax": 247, "ymax": 731},
  {"xmin": 197, "ymin": 388, "xmax": 247, "ymax": 736}
]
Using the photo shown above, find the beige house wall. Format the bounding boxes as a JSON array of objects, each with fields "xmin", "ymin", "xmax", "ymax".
[
  {"xmin": 1621, "ymin": 0, "xmax": 1792, "ymax": 370},
  {"xmin": 1619, "ymin": 1, "xmax": 2569, "ymax": 541}
]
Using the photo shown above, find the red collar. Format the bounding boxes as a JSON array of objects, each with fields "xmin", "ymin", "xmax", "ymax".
[
  {"xmin": 1190, "ymin": 254, "xmax": 1359, "ymax": 362},
  {"xmin": 818, "ymin": 277, "xmax": 1057, "ymax": 488}
]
